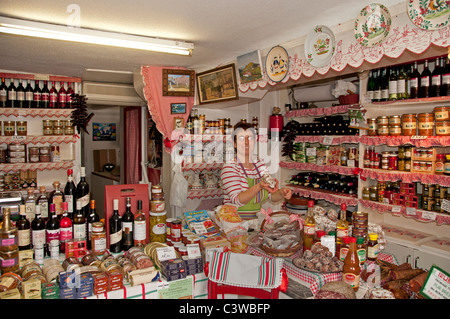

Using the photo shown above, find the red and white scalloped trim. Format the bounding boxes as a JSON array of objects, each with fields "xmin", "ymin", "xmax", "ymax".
[
  {"xmin": 293, "ymin": 135, "xmax": 360, "ymax": 145},
  {"xmin": 280, "ymin": 160, "xmax": 356, "ymax": 176},
  {"xmin": 0, "ymin": 161, "xmax": 73, "ymax": 173},
  {"xmin": 0, "ymin": 108, "xmax": 74, "ymax": 118},
  {"xmin": 187, "ymin": 188, "xmax": 223, "ymax": 199},
  {"xmin": 285, "ymin": 104, "xmax": 354, "ymax": 118},
  {"xmin": 360, "ymin": 135, "xmax": 450, "ymax": 148},
  {"xmin": 0, "ymin": 135, "xmax": 79, "ymax": 145},
  {"xmin": 288, "ymin": 185, "xmax": 358, "ymax": 206},
  {"xmin": 361, "ymin": 169, "xmax": 450, "ymax": 187}
]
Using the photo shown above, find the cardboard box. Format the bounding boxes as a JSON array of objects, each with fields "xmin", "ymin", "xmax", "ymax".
[{"xmin": 93, "ymin": 149, "xmax": 117, "ymax": 172}]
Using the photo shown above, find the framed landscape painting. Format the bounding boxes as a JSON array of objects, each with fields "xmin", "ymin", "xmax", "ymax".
[
  {"xmin": 162, "ymin": 69, "xmax": 195, "ymax": 97},
  {"xmin": 196, "ymin": 63, "xmax": 239, "ymax": 104}
]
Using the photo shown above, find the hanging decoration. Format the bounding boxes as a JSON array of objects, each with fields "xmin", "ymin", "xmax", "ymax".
[
  {"xmin": 239, "ymin": 7, "xmax": 450, "ymax": 93},
  {"xmin": 305, "ymin": 25, "xmax": 336, "ymax": 67},
  {"xmin": 265, "ymin": 45, "xmax": 290, "ymax": 82},
  {"xmin": 71, "ymin": 93, "xmax": 94, "ymax": 135},
  {"xmin": 354, "ymin": 3, "xmax": 392, "ymax": 48},
  {"xmin": 407, "ymin": 0, "xmax": 450, "ymax": 30}
]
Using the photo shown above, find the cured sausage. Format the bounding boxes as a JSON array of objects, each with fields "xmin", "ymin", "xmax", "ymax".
[{"xmin": 409, "ymin": 271, "xmax": 429, "ymax": 292}]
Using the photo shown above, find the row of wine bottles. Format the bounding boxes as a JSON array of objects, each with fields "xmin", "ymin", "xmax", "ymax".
[
  {"xmin": 367, "ymin": 55, "xmax": 450, "ymax": 102},
  {"xmin": 0, "ymin": 78, "xmax": 78, "ymax": 108}
]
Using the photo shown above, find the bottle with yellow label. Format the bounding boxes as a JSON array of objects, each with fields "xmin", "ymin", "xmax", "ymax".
[
  {"xmin": 367, "ymin": 233, "xmax": 379, "ymax": 261},
  {"xmin": 303, "ymin": 200, "xmax": 316, "ymax": 251},
  {"xmin": 336, "ymin": 203, "xmax": 349, "ymax": 247}
]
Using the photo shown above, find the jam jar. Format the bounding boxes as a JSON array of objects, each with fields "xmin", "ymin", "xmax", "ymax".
[
  {"xmin": 417, "ymin": 113, "xmax": 434, "ymax": 136},
  {"xmin": 43, "ymin": 120, "xmax": 53, "ymax": 135},
  {"xmin": 401, "ymin": 113, "xmax": 417, "ymax": 136},
  {"xmin": 16, "ymin": 121, "xmax": 27, "ymax": 136}
]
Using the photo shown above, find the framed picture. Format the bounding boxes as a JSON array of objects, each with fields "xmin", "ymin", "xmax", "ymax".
[
  {"xmin": 173, "ymin": 117, "xmax": 184, "ymax": 130},
  {"xmin": 170, "ymin": 102, "xmax": 186, "ymax": 114},
  {"xmin": 237, "ymin": 50, "xmax": 263, "ymax": 84},
  {"xmin": 196, "ymin": 63, "xmax": 239, "ymax": 104},
  {"xmin": 162, "ymin": 69, "xmax": 195, "ymax": 97},
  {"xmin": 92, "ymin": 122, "xmax": 116, "ymax": 141}
]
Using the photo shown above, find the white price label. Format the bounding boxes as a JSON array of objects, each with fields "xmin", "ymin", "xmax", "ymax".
[
  {"xmin": 306, "ymin": 148, "xmax": 316, "ymax": 156},
  {"xmin": 191, "ymin": 222, "xmax": 208, "ymax": 234},
  {"xmin": 411, "ymin": 136, "xmax": 427, "ymax": 140},
  {"xmin": 421, "ymin": 211, "xmax": 437, "ymax": 221},
  {"xmin": 187, "ymin": 244, "xmax": 201, "ymax": 258},
  {"xmin": 441, "ymin": 199, "xmax": 450, "ymax": 213},
  {"xmin": 156, "ymin": 246, "xmax": 177, "ymax": 262},
  {"xmin": 322, "ymin": 136, "xmax": 334, "ymax": 145},
  {"xmin": 391, "ymin": 205, "xmax": 402, "ymax": 213},
  {"xmin": 406, "ymin": 207, "xmax": 416, "ymax": 216},
  {"xmin": 157, "ymin": 282, "xmax": 170, "ymax": 290}
]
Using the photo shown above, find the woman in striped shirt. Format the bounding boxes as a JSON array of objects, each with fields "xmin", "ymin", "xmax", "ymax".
[{"xmin": 220, "ymin": 122, "xmax": 291, "ymax": 220}]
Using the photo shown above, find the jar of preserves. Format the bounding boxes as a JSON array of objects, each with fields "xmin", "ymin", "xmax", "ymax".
[
  {"xmin": 388, "ymin": 115, "xmax": 401, "ymax": 126},
  {"xmin": 445, "ymin": 155, "xmax": 450, "ymax": 175},
  {"xmin": 43, "ymin": 120, "xmax": 53, "ymax": 135},
  {"xmin": 150, "ymin": 200, "xmax": 165, "ymax": 213},
  {"xmin": 3, "ymin": 121, "xmax": 15, "ymax": 136},
  {"xmin": 369, "ymin": 186, "xmax": 378, "ymax": 201},
  {"xmin": 436, "ymin": 154, "xmax": 445, "ymax": 174},
  {"xmin": 0, "ymin": 208, "xmax": 18, "ymax": 252},
  {"xmin": 377, "ymin": 116, "xmax": 389, "ymax": 126},
  {"xmin": 52, "ymin": 120, "xmax": 64, "ymax": 135},
  {"xmin": 151, "ymin": 185, "xmax": 164, "ymax": 200},
  {"xmin": 377, "ymin": 124, "xmax": 389, "ymax": 136},
  {"xmin": 0, "ymin": 250, "xmax": 19, "ymax": 274},
  {"xmin": 388, "ymin": 153, "xmax": 398, "ymax": 170},
  {"xmin": 417, "ymin": 113, "xmax": 434, "ymax": 136},
  {"xmin": 170, "ymin": 219, "xmax": 182, "ymax": 242},
  {"xmin": 149, "ymin": 211, "xmax": 166, "ymax": 243},
  {"xmin": 91, "ymin": 222, "xmax": 106, "ymax": 256},
  {"xmin": 16, "ymin": 121, "xmax": 27, "ymax": 136},
  {"xmin": 362, "ymin": 187, "xmax": 370, "ymax": 200},
  {"xmin": 389, "ymin": 125, "xmax": 401, "ymax": 136},
  {"xmin": 398, "ymin": 159, "xmax": 406, "ymax": 171},
  {"xmin": 401, "ymin": 114, "xmax": 417, "ymax": 136},
  {"xmin": 434, "ymin": 106, "xmax": 450, "ymax": 122},
  {"xmin": 367, "ymin": 118, "xmax": 377, "ymax": 136},
  {"xmin": 63, "ymin": 120, "xmax": 74, "ymax": 135},
  {"xmin": 367, "ymin": 233, "xmax": 379, "ymax": 261},
  {"xmin": 435, "ymin": 121, "xmax": 450, "ymax": 136},
  {"xmin": 0, "ymin": 272, "xmax": 22, "ymax": 292}
]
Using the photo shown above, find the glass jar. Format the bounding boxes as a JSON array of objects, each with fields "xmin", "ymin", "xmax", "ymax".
[
  {"xmin": 0, "ymin": 208, "xmax": 18, "ymax": 252},
  {"xmin": 434, "ymin": 106, "xmax": 450, "ymax": 122},
  {"xmin": 367, "ymin": 118, "xmax": 377, "ymax": 136},
  {"xmin": 417, "ymin": 113, "xmax": 434, "ymax": 136},
  {"xmin": 369, "ymin": 186, "xmax": 378, "ymax": 201},
  {"xmin": 170, "ymin": 219, "xmax": 182, "ymax": 242},
  {"xmin": 367, "ymin": 233, "xmax": 379, "ymax": 261},
  {"xmin": 63, "ymin": 120, "xmax": 74, "ymax": 135},
  {"xmin": 151, "ymin": 185, "xmax": 164, "ymax": 200},
  {"xmin": 3, "ymin": 121, "xmax": 15, "ymax": 136},
  {"xmin": 0, "ymin": 250, "xmax": 19, "ymax": 274},
  {"xmin": 42, "ymin": 120, "xmax": 53, "ymax": 135},
  {"xmin": 362, "ymin": 187, "xmax": 370, "ymax": 200},
  {"xmin": 91, "ymin": 222, "xmax": 106, "ymax": 256},
  {"xmin": 149, "ymin": 211, "xmax": 167, "ymax": 243},
  {"xmin": 0, "ymin": 272, "xmax": 22, "ymax": 292},
  {"xmin": 52, "ymin": 120, "xmax": 64, "ymax": 135},
  {"xmin": 401, "ymin": 114, "xmax": 417, "ymax": 136},
  {"xmin": 16, "ymin": 121, "xmax": 27, "ymax": 136}
]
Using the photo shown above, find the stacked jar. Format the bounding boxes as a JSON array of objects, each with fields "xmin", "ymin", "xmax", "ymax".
[
  {"xmin": 352, "ymin": 212, "xmax": 368, "ymax": 243},
  {"xmin": 434, "ymin": 106, "xmax": 450, "ymax": 136},
  {"xmin": 149, "ymin": 185, "xmax": 166, "ymax": 243},
  {"xmin": 42, "ymin": 119, "xmax": 75, "ymax": 136}
]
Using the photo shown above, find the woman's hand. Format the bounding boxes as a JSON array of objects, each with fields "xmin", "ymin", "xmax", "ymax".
[
  {"xmin": 259, "ymin": 179, "xmax": 279, "ymax": 194},
  {"xmin": 279, "ymin": 187, "xmax": 292, "ymax": 200}
]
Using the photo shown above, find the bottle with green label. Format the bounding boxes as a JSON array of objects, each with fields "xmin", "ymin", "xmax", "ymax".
[{"xmin": 356, "ymin": 237, "xmax": 367, "ymax": 265}]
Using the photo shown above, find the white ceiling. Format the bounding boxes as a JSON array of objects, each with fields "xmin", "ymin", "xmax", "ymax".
[{"xmin": 0, "ymin": 0, "xmax": 406, "ymax": 83}]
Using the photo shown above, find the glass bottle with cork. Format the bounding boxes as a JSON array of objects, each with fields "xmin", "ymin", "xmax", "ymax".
[
  {"xmin": 303, "ymin": 200, "xmax": 316, "ymax": 251},
  {"xmin": 342, "ymin": 236, "xmax": 361, "ymax": 291},
  {"xmin": 86, "ymin": 200, "xmax": 100, "ymax": 250},
  {"xmin": 16, "ymin": 204, "xmax": 31, "ymax": 250},
  {"xmin": 133, "ymin": 200, "xmax": 147, "ymax": 247},
  {"xmin": 59, "ymin": 202, "xmax": 72, "ymax": 255}
]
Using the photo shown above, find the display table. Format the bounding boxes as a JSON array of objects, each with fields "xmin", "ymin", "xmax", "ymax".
[
  {"xmin": 85, "ymin": 272, "xmax": 208, "ymax": 299},
  {"xmin": 248, "ymin": 246, "xmax": 398, "ymax": 296}
]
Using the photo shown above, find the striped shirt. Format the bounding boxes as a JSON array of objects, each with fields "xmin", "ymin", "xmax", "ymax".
[{"xmin": 220, "ymin": 159, "xmax": 269, "ymax": 207}]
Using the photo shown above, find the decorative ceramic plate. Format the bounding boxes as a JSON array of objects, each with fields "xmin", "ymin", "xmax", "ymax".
[
  {"xmin": 305, "ymin": 25, "xmax": 336, "ymax": 68},
  {"xmin": 354, "ymin": 3, "xmax": 391, "ymax": 47},
  {"xmin": 265, "ymin": 45, "xmax": 290, "ymax": 82},
  {"xmin": 407, "ymin": 0, "xmax": 449, "ymax": 30}
]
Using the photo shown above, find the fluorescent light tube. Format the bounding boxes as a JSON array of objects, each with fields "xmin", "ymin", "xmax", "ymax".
[{"xmin": 0, "ymin": 16, "xmax": 193, "ymax": 56}]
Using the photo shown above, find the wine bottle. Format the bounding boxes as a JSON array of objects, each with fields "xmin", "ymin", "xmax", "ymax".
[
  {"xmin": 388, "ymin": 66, "xmax": 398, "ymax": 101},
  {"xmin": 41, "ymin": 81, "xmax": 50, "ymax": 108},
  {"xmin": 36, "ymin": 186, "xmax": 49, "ymax": 221},
  {"xmin": 0, "ymin": 78, "xmax": 7, "ymax": 107},
  {"xmin": 134, "ymin": 200, "xmax": 146, "ymax": 247},
  {"xmin": 31, "ymin": 205, "xmax": 46, "ymax": 249},
  {"xmin": 17, "ymin": 204, "xmax": 31, "ymax": 250},
  {"xmin": 397, "ymin": 65, "xmax": 407, "ymax": 100},
  {"xmin": 49, "ymin": 81, "xmax": 58, "ymax": 108},
  {"xmin": 16, "ymin": 80, "xmax": 25, "ymax": 108},
  {"xmin": 59, "ymin": 202, "xmax": 73, "ymax": 255},
  {"xmin": 380, "ymin": 68, "xmax": 389, "ymax": 101},
  {"xmin": 405, "ymin": 64, "xmax": 412, "ymax": 99},
  {"xmin": 87, "ymin": 200, "xmax": 100, "ymax": 250},
  {"xmin": 121, "ymin": 197, "xmax": 134, "ymax": 251},
  {"xmin": 7, "ymin": 79, "xmax": 17, "ymax": 108},
  {"xmin": 58, "ymin": 82, "xmax": 67, "ymax": 108},
  {"xmin": 373, "ymin": 69, "xmax": 381, "ymax": 102},
  {"xmin": 109, "ymin": 199, "xmax": 122, "ymax": 253},
  {"xmin": 49, "ymin": 181, "xmax": 65, "ymax": 217},
  {"xmin": 64, "ymin": 169, "xmax": 77, "ymax": 220},
  {"xmin": 441, "ymin": 57, "xmax": 450, "ymax": 97},
  {"xmin": 73, "ymin": 200, "xmax": 86, "ymax": 240},
  {"xmin": 303, "ymin": 200, "xmax": 316, "ymax": 251},
  {"xmin": 367, "ymin": 70, "xmax": 375, "ymax": 102},
  {"xmin": 419, "ymin": 60, "xmax": 432, "ymax": 98},
  {"xmin": 66, "ymin": 82, "xmax": 75, "ymax": 108},
  {"xmin": 46, "ymin": 203, "xmax": 60, "ymax": 257},
  {"xmin": 430, "ymin": 57, "xmax": 442, "ymax": 97},
  {"xmin": 33, "ymin": 80, "xmax": 42, "ymax": 108},
  {"xmin": 76, "ymin": 167, "xmax": 90, "ymax": 218},
  {"xmin": 24, "ymin": 187, "xmax": 37, "ymax": 222},
  {"xmin": 24, "ymin": 80, "xmax": 33, "ymax": 108},
  {"xmin": 409, "ymin": 61, "xmax": 420, "ymax": 99}
]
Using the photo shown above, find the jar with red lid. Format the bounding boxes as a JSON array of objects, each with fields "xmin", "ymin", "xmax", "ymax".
[
  {"xmin": 388, "ymin": 153, "xmax": 398, "ymax": 170},
  {"xmin": 0, "ymin": 272, "xmax": 22, "ymax": 292},
  {"xmin": 435, "ymin": 154, "xmax": 445, "ymax": 174},
  {"xmin": 170, "ymin": 219, "xmax": 182, "ymax": 242}
]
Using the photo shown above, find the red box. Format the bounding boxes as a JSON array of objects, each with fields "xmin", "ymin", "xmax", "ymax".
[
  {"xmin": 65, "ymin": 239, "xmax": 87, "ymax": 258},
  {"xmin": 104, "ymin": 184, "xmax": 150, "ymax": 248}
]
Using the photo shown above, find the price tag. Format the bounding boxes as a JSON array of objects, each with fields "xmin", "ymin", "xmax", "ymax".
[
  {"xmin": 12, "ymin": 136, "xmax": 25, "ymax": 141},
  {"xmin": 420, "ymin": 265, "xmax": 450, "ymax": 299},
  {"xmin": 191, "ymin": 222, "xmax": 207, "ymax": 235},
  {"xmin": 346, "ymin": 159, "xmax": 355, "ymax": 167},
  {"xmin": 306, "ymin": 148, "xmax": 316, "ymax": 156},
  {"xmin": 322, "ymin": 136, "xmax": 334, "ymax": 145},
  {"xmin": 156, "ymin": 246, "xmax": 177, "ymax": 262},
  {"xmin": 391, "ymin": 205, "xmax": 402, "ymax": 213},
  {"xmin": 411, "ymin": 136, "xmax": 427, "ymax": 140},
  {"xmin": 157, "ymin": 281, "xmax": 170, "ymax": 290},
  {"xmin": 421, "ymin": 210, "xmax": 437, "ymax": 221},
  {"xmin": 406, "ymin": 207, "xmax": 416, "ymax": 217},
  {"xmin": 441, "ymin": 199, "xmax": 450, "ymax": 213},
  {"xmin": 187, "ymin": 244, "xmax": 201, "ymax": 258}
]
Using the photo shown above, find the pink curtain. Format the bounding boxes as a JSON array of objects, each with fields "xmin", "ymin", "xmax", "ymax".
[
  {"xmin": 124, "ymin": 106, "xmax": 141, "ymax": 184},
  {"xmin": 141, "ymin": 66, "xmax": 195, "ymax": 152}
]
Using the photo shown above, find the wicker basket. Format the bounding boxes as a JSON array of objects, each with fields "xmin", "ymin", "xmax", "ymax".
[{"xmin": 259, "ymin": 211, "xmax": 303, "ymax": 257}]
